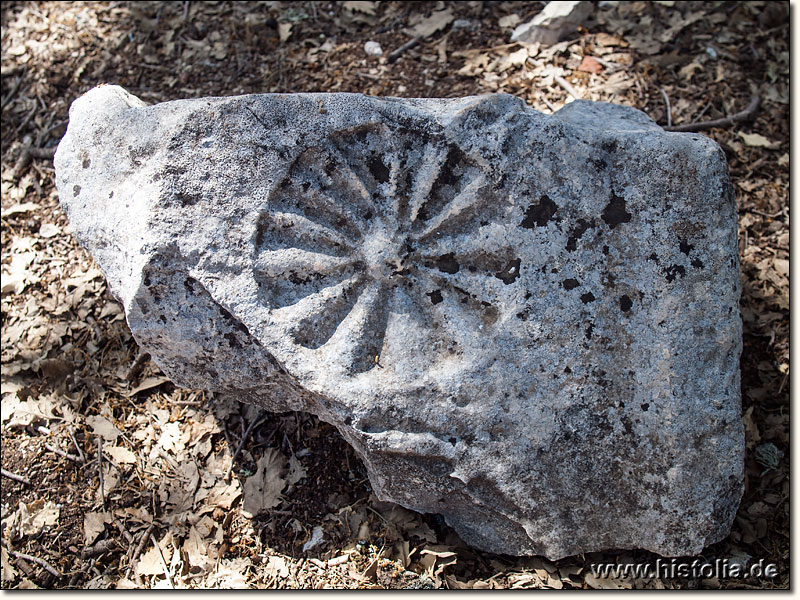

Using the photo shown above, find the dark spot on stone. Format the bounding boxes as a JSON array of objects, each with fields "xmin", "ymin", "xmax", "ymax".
[
  {"xmin": 144, "ymin": 274, "xmax": 152, "ymax": 286},
  {"xmin": 564, "ymin": 366, "xmax": 572, "ymax": 374},
  {"xmin": 73, "ymin": 184, "xmax": 81, "ymax": 197},
  {"xmin": 448, "ymin": 437, "xmax": 457, "ymax": 445},
  {"xmin": 641, "ymin": 403, "xmax": 650, "ymax": 411},
  {"xmin": 109, "ymin": 191, "xmax": 114, "ymax": 198},
  {"xmin": 648, "ymin": 252, "xmax": 659, "ymax": 262},
  {"xmin": 427, "ymin": 289, "xmax": 443, "ymax": 304},
  {"xmin": 563, "ymin": 278, "xmax": 580, "ymax": 290},
  {"xmin": 82, "ymin": 158, "xmax": 91, "ymax": 169},
  {"xmin": 159, "ymin": 315, "xmax": 167, "ymax": 324},
  {"xmin": 368, "ymin": 156, "xmax": 390, "ymax": 184},
  {"xmin": 580, "ymin": 292, "xmax": 596, "ymax": 304},
  {"xmin": 620, "ymin": 294, "xmax": 632, "ymax": 312},
  {"xmin": 224, "ymin": 332, "xmax": 240, "ymax": 349},
  {"xmin": 601, "ymin": 192, "xmax": 631, "ymax": 229},
  {"xmin": 495, "ymin": 258, "xmax": 521, "ymax": 284},
  {"xmin": 679, "ymin": 239, "xmax": 694, "ymax": 255},
  {"xmin": 566, "ymin": 218, "xmax": 594, "ymax": 252},
  {"xmin": 691, "ymin": 257, "xmax": 704, "ymax": 268},
  {"xmin": 363, "ymin": 210, "xmax": 373, "ymax": 220},
  {"xmin": 524, "ymin": 290, "xmax": 532, "ymax": 300},
  {"xmin": 664, "ymin": 264, "xmax": 686, "ymax": 283},
  {"xmin": 585, "ymin": 323, "xmax": 594, "ymax": 339},
  {"xmin": 520, "ymin": 194, "xmax": 558, "ymax": 228},
  {"xmin": 468, "ymin": 265, "xmax": 477, "ymax": 272},
  {"xmin": 602, "ymin": 245, "xmax": 609, "ymax": 255},
  {"xmin": 435, "ymin": 253, "xmax": 459, "ymax": 274}
]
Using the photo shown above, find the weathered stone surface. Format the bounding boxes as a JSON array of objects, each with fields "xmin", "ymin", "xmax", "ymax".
[
  {"xmin": 55, "ymin": 85, "xmax": 743, "ymax": 559},
  {"xmin": 511, "ymin": 1, "xmax": 593, "ymax": 45}
]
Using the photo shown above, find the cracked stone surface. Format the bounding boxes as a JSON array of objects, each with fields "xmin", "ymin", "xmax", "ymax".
[{"xmin": 55, "ymin": 85, "xmax": 744, "ymax": 559}]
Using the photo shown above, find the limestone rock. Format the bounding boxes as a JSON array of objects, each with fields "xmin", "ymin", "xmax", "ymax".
[
  {"xmin": 511, "ymin": 1, "xmax": 593, "ymax": 45},
  {"xmin": 55, "ymin": 85, "xmax": 744, "ymax": 559}
]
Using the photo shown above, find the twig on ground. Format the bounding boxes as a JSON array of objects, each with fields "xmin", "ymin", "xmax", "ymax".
[
  {"xmin": 387, "ymin": 36, "xmax": 421, "ymax": 63},
  {"xmin": 128, "ymin": 523, "xmax": 156, "ymax": 581},
  {"xmin": 150, "ymin": 533, "xmax": 174, "ymax": 589},
  {"xmin": 81, "ymin": 538, "xmax": 119, "ymax": 560},
  {"xmin": 665, "ymin": 96, "xmax": 761, "ymax": 132},
  {"xmin": 742, "ymin": 207, "xmax": 784, "ymax": 219},
  {"xmin": 225, "ymin": 412, "xmax": 267, "ymax": 479},
  {"xmin": 125, "ymin": 351, "xmax": 151, "ymax": 381},
  {"xmin": 660, "ymin": 88, "xmax": 672, "ymax": 128},
  {"xmin": 1, "ymin": 68, "xmax": 26, "ymax": 107},
  {"xmin": 11, "ymin": 145, "xmax": 56, "ymax": 180},
  {"xmin": 7, "ymin": 549, "xmax": 62, "ymax": 579},
  {"xmin": 554, "ymin": 75, "xmax": 581, "ymax": 100},
  {"xmin": 44, "ymin": 443, "xmax": 84, "ymax": 464},
  {"xmin": 68, "ymin": 425, "xmax": 86, "ymax": 463},
  {"xmin": 113, "ymin": 513, "xmax": 135, "ymax": 545},
  {"xmin": 539, "ymin": 96, "xmax": 558, "ymax": 113},
  {"xmin": 1, "ymin": 468, "xmax": 31, "ymax": 486},
  {"xmin": 97, "ymin": 437, "xmax": 106, "ymax": 511}
]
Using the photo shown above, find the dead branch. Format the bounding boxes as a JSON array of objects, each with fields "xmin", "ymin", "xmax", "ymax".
[
  {"xmin": 44, "ymin": 443, "xmax": 84, "ymax": 464},
  {"xmin": 665, "ymin": 96, "xmax": 761, "ymax": 132},
  {"xmin": 225, "ymin": 411, "xmax": 267, "ymax": 480},
  {"xmin": 1, "ymin": 468, "xmax": 31, "ymax": 486},
  {"xmin": 11, "ymin": 145, "xmax": 56, "ymax": 180},
  {"xmin": 97, "ymin": 437, "xmax": 106, "ymax": 511},
  {"xmin": 67, "ymin": 425, "xmax": 86, "ymax": 463},
  {"xmin": 81, "ymin": 538, "xmax": 119, "ymax": 560},
  {"xmin": 554, "ymin": 75, "xmax": 581, "ymax": 100},
  {"xmin": 7, "ymin": 549, "xmax": 62, "ymax": 579},
  {"xmin": 125, "ymin": 351, "xmax": 151, "ymax": 381},
  {"xmin": 387, "ymin": 36, "xmax": 421, "ymax": 63}
]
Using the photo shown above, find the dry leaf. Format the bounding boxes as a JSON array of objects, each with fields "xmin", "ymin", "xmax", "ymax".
[
  {"xmin": 241, "ymin": 448, "xmax": 287, "ymax": 518},
  {"xmin": 594, "ymin": 32, "xmax": 627, "ymax": 47},
  {"xmin": 678, "ymin": 61, "xmax": 703, "ymax": 81},
  {"xmin": 278, "ymin": 22, "xmax": 292, "ymax": 43},
  {"xmin": 265, "ymin": 555, "xmax": 289, "ymax": 578},
  {"xmin": 1, "ymin": 202, "xmax": 38, "ymax": 217},
  {"xmin": 498, "ymin": 14, "xmax": 521, "ymax": 28},
  {"xmin": 206, "ymin": 558, "xmax": 251, "ymax": 588},
  {"xmin": 103, "ymin": 445, "xmax": 137, "ymax": 464},
  {"xmin": 183, "ymin": 526, "xmax": 209, "ymax": 568},
  {"xmin": 127, "ymin": 376, "xmax": 171, "ymax": 396},
  {"xmin": 39, "ymin": 223, "xmax": 61, "ymax": 238},
  {"xmin": 84, "ymin": 511, "xmax": 113, "ymax": 545},
  {"xmin": 86, "ymin": 415, "xmax": 121, "ymax": 442},
  {"xmin": 1, "ymin": 251, "xmax": 36, "ymax": 295},
  {"xmin": 1, "ymin": 547, "xmax": 17, "ymax": 581},
  {"xmin": 407, "ymin": 9, "xmax": 454, "ymax": 39},
  {"xmin": 577, "ymin": 55, "xmax": 603, "ymax": 74},
  {"xmin": 286, "ymin": 455, "xmax": 307, "ymax": 486},
  {"xmin": 137, "ymin": 532, "xmax": 173, "ymax": 577},
  {"xmin": 342, "ymin": 0, "xmax": 376, "ymax": 15},
  {"xmin": 738, "ymin": 132, "xmax": 780, "ymax": 149},
  {"xmin": 583, "ymin": 573, "xmax": 630, "ymax": 590},
  {"xmin": 10, "ymin": 500, "xmax": 60, "ymax": 537},
  {"xmin": 743, "ymin": 405, "xmax": 761, "ymax": 449}
]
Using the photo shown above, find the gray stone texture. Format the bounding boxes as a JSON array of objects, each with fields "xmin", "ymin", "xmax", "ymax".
[
  {"xmin": 55, "ymin": 85, "xmax": 743, "ymax": 559},
  {"xmin": 511, "ymin": 1, "xmax": 594, "ymax": 45}
]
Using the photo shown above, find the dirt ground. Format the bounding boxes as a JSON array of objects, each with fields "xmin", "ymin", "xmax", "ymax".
[{"xmin": 0, "ymin": 0, "xmax": 789, "ymax": 589}]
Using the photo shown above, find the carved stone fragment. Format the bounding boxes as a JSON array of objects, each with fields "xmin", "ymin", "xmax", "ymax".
[{"xmin": 55, "ymin": 85, "xmax": 744, "ymax": 559}]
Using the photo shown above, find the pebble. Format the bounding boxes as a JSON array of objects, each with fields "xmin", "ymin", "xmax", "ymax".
[{"xmin": 364, "ymin": 41, "xmax": 383, "ymax": 56}]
